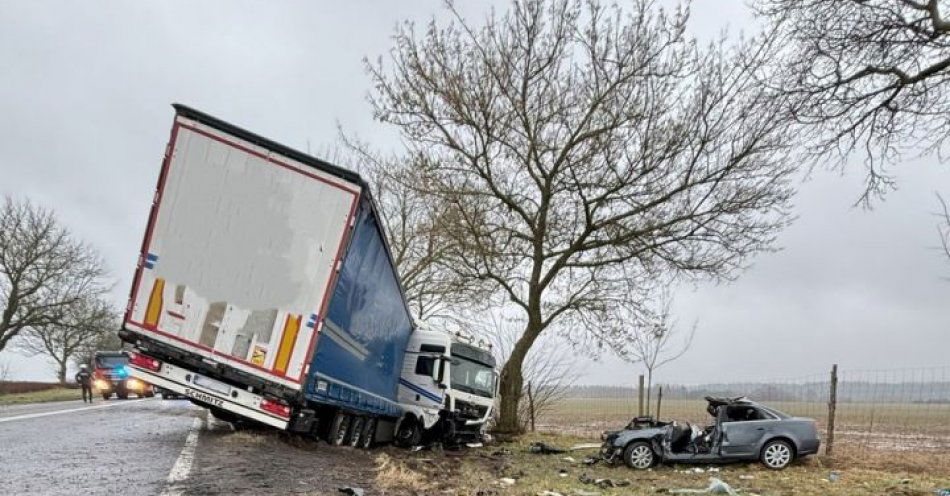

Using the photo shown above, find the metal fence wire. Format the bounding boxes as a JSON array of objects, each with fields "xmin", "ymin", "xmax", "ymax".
[{"xmin": 534, "ymin": 365, "xmax": 950, "ymax": 453}]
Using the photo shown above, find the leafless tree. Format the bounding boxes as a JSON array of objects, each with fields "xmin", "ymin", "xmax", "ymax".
[
  {"xmin": 322, "ymin": 142, "xmax": 468, "ymax": 322},
  {"xmin": 759, "ymin": 0, "xmax": 950, "ymax": 203},
  {"xmin": 478, "ymin": 310, "xmax": 582, "ymax": 431},
  {"xmin": 0, "ymin": 196, "xmax": 108, "ymax": 354},
  {"xmin": 0, "ymin": 359, "xmax": 11, "ymax": 382},
  {"xmin": 367, "ymin": 0, "xmax": 796, "ymax": 432},
  {"xmin": 17, "ymin": 296, "xmax": 117, "ymax": 384},
  {"xmin": 612, "ymin": 289, "xmax": 695, "ymax": 416},
  {"xmin": 938, "ymin": 193, "xmax": 950, "ymax": 266}
]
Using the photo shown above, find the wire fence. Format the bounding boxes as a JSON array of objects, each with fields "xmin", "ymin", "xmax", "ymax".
[{"xmin": 533, "ymin": 365, "xmax": 950, "ymax": 453}]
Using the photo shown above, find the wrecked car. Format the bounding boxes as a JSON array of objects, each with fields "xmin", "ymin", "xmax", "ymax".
[{"xmin": 601, "ymin": 396, "xmax": 820, "ymax": 470}]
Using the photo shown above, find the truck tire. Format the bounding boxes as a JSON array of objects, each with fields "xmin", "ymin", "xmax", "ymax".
[
  {"xmin": 359, "ymin": 418, "xmax": 377, "ymax": 449},
  {"xmin": 394, "ymin": 417, "xmax": 422, "ymax": 448},
  {"xmin": 329, "ymin": 412, "xmax": 351, "ymax": 446},
  {"xmin": 117, "ymin": 392, "xmax": 129, "ymax": 400},
  {"xmin": 348, "ymin": 417, "xmax": 364, "ymax": 447},
  {"xmin": 102, "ymin": 393, "xmax": 111, "ymax": 401}
]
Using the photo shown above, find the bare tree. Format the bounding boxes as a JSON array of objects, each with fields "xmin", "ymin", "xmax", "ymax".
[
  {"xmin": 322, "ymin": 142, "xmax": 468, "ymax": 322},
  {"xmin": 938, "ymin": 193, "xmax": 950, "ymax": 266},
  {"xmin": 613, "ymin": 290, "xmax": 695, "ymax": 416},
  {"xmin": 759, "ymin": 0, "xmax": 950, "ymax": 203},
  {"xmin": 0, "ymin": 196, "xmax": 108, "ymax": 353},
  {"xmin": 480, "ymin": 310, "xmax": 582, "ymax": 431},
  {"xmin": 367, "ymin": 0, "xmax": 795, "ymax": 432},
  {"xmin": 17, "ymin": 296, "xmax": 117, "ymax": 384}
]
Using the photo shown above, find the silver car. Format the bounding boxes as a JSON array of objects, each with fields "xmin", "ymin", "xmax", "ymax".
[{"xmin": 600, "ymin": 396, "xmax": 820, "ymax": 470}]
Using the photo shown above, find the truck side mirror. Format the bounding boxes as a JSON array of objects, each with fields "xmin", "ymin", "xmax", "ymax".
[{"xmin": 435, "ymin": 356, "xmax": 447, "ymax": 386}]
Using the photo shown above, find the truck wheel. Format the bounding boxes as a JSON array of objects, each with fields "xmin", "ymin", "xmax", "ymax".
[
  {"xmin": 329, "ymin": 412, "xmax": 351, "ymax": 446},
  {"xmin": 145, "ymin": 390, "xmax": 155, "ymax": 398},
  {"xmin": 117, "ymin": 392, "xmax": 129, "ymax": 400},
  {"xmin": 348, "ymin": 417, "xmax": 364, "ymax": 447},
  {"xmin": 395, "ymin": 417, "xmax": 422, "ymax": 448},
  {"xmin": 623, "ymin": 441, "xmax": 656, "ymax": 469},
  {"xmin": 359, "ymin": 418, "xmax": 377, "ymax": 449},
  {"xmin": 102, "ymin": 393, "xmax": 111, "ymax": 401}
]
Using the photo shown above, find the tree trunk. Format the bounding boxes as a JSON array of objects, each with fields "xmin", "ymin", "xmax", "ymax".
[
  {"xmin": 645, "ymin": 369, "xmax": 653, "ymax": 416},
  {"xmin": 495, "ymin": 317, "xmax": 543, "ymax": 434},
  {"xmin": 57, "ymin": 360, "xmax": 67, "ymax": 385}
]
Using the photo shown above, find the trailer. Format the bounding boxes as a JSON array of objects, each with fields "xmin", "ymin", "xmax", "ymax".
[{"xmin": 120, "ymin": 105, "xmax": 416, "ymax": 445}]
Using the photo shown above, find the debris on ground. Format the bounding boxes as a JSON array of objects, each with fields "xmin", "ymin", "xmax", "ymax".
[
  {"xmin": 538, "ymin": 491, "xmax": 564, "ymax": 496},
  {"xmin": 570, "ymin": 443, "xmax": 603, "ymax": 451},
  {"xmin": 558, "ymin": 468, "xmax": 569, "ymax": 477},
  {"xmin": 581, "ymin": 456, "xmax": 601, "ymax": 466},
  {"xmin": 491, "ymin": 448, "xmax": 513, "ymax": 457},
  {"xmin": 338, "ymin": 487, "xmax": 365, "ymax": 496},
  {"xmin": 498, "ymin": 477, "xmax": 517, "ymax": 486},
  {"xmin": 530, "ymin": 442, "xmax": 567, "ymax": 454},
  {"xmin": 562, "ymin": 456, "xmax": 577, "ymax": 463},
  {"xmin": 828, "ymin": 471, "xmax": 840, "ymax": 482},
  {"xmin": 667, "ymin": 477, "xmax": 739, "ymax": 495},
  {"xmin": 467, "ymin": 442, "xmax": 484, "ymax": 448},
  {"xmin": 738, "ymin": 475, "xmax": 754, "ymax": 480},
  {"xmin": 476, "ymin": 491, "xmax": 498, "ymax": 496},
  {"xmin": 572, "ymin": 490, "xmax": 601, "ymax": 496},
  {"xmin": 578, "ymin": 472, "xmax": 631, "ymax": 489}
]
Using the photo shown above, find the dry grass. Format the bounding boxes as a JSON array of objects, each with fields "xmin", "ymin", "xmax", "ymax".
[
  {"xmin": 374, "ymin": 453, "xmax": 438, "ymax": 493},
  {"xmin": 0, "ymin": 387, "xmax": 81, "ymax": 405},
  {"xmin": 392, "ymin": 433, "xmax": 950, "ymax": 496}
]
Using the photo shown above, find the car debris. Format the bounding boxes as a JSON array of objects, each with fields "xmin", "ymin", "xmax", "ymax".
[
  {"xmin": 600, "ymin": 396, "xmax": 821, "ymax": 471},
  {"xmin": 538, "ymin": 492, "xmax": 564, "ymax": 496},
  {"xmin": 338, "ymin": 487, "xmax": 365, "ymax": 496},
  {"xmin": 570, "ymin": 443, "xmax": 603, "ymax": 451},
  {"xmin": 572, "ymin": 490, "xmax": 601, "ymax": 496},
  {"xmin": 578, "ymin": 472, "xmax": 631, "ymax": 489},
  {"xmin": 530, "ymin": 441, "xmax": 567, "ymax": 454},
  {"xmin": 738, "ymin": 475, "xmax": 754, "ymax": 480},
  {"xmin": 562, "ymin": 456, "xmax": 577, "ymax": 463},
  {"xmin": 667, "ymin": 477, "xmax": 738, "ymax": 495},
  {"xmin": 498, "ymin": 477, "xmax": 517, "ymax": 486}
]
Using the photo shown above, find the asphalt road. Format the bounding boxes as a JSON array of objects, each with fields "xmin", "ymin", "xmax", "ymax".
[
  {"xmin": 0, "ymin": 397, "xmax": 382, "ymax": 495},
  {"xmin": 0, "ymin": 397, "xmax": 203, "ymax": 495}
]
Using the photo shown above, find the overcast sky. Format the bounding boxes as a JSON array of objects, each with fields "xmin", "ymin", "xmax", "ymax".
[{"xmin": 1, "ymin": 1, "xmax": 947, "ymax": 384}]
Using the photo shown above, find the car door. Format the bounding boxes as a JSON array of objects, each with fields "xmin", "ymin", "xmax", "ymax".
[{"xmin": 719, "ymin": 406, "xmax": 777, "ymax": 457}]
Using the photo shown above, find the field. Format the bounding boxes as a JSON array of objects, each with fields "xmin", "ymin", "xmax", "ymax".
[
  {"xmin": 376, "ymin": 433, "xmax": 950, "ymax": 496},
  {"xmin": 0, "ymin": 387, "xmax": 83, "ymax": 405},
  {"xmin": 537, "ymin": 397, "xmax": 950, "ymax": 452}
]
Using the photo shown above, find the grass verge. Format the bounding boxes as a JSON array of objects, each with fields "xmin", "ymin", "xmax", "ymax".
[
  {"xmin": 382, "ymin": 433, "xmax": 950, "ymax": 496},
  {"xmin": 0, "ymin": 387, "xmax": 81, "ymax": 405}
]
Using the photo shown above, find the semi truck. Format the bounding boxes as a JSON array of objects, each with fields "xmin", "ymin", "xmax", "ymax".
[
  {"xmin": 92, "ymin": 351, "xmax": 155, "ymax": 400},
  {"xmin": 119, "ymin": 104, "xmax": 496, "ymax": 447}
]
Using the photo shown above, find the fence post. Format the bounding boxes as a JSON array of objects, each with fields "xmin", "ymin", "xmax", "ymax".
[
  {"xmin": 826, "ymin": 364, "xmax": 837, "ymax": 456},
  {"xmin": 656, "ymin": 385, "xmax": 663, "ymax": 421},
  {"xmin": 638, "ymin": 375, "xmax": 645, "ymax": 417},
  {"xmin": 527, "ymin": 380, "xmax": 536, "ymax": 432}
]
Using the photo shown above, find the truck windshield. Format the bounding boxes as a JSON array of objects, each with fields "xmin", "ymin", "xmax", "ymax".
[
  {"xmin": 450, "ymin": 357, "xmax": 495, "ymax": 399},
  {"xmin": 95, "ymin": 355, "xmax": 128, "ymax": 368}
]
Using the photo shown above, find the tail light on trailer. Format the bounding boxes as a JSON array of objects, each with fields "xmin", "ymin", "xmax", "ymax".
[
  {"xmin": 129, "ymin": 351, "xmax": 162, "ymax": 372},
  {"xmin": 260, "ymin": 398, "xmax": 291, "ymax": 418}
]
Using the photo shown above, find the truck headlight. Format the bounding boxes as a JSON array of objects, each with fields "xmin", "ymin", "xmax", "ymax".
[
  {"xmin": 94, "ymin": 380, "xmax": 109, "ymax": 390},
  {"xmin": 127, "ymin": 379, "xmax": 142, "ymax": 390}
]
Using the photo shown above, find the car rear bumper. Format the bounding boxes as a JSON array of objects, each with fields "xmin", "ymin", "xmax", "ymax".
[{"xmin": 798, "ymin": 438, "xmax": 820, "ymax": 456}]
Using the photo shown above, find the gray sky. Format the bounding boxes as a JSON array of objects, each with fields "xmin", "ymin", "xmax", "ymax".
[{"xmin": 1, "ymin": 1, "xmax": 947, "ymax": 384}]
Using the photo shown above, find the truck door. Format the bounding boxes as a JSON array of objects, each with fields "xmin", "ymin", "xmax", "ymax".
[
  {"xmin": 719, "ymin": 405, "xmax": 776, "ymax": 456},
  {"xmin": 400, "ymin": 344, "xmax": 445, "ymax": 407}
]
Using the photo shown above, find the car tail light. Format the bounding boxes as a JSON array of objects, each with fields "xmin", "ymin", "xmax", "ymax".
[
  {"xmin": 260, "ymin": 398, "xmax": 291, "ymax": 418},
  {"xmin": 129, "ymin": 352, "xmax": 162, "ymax": 372}
]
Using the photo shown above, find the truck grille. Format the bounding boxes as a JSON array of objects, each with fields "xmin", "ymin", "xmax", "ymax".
[{"xmin": 456, "ymin": 399, "xmax": 488, "ymax": 419}]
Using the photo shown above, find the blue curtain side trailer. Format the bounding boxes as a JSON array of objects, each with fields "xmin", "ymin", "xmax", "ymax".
[{"xmin": 120, "ymin": 104, "xmax": 415, "ymax": 443}]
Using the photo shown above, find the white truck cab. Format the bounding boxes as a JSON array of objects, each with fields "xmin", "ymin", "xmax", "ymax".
[{"xmin": 396, "ymin": 326, "xmax": 498, "ymax": 446}]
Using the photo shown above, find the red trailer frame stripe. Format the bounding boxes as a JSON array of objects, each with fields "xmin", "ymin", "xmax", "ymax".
[{"xmin": 125, "ymin": 117, "xmax": 360, "ymax": 385}]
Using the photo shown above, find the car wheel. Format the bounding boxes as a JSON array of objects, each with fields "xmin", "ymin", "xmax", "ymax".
[
  {"xmin": 329, "ymin": 412, "xmax": 351, "ymax": 446},
  {"xmin": 359, "ymin": 418, "xmax": 377, "ymax": 449},
  {"xmin": 623, "ymin": 441, "xmax": 656, "ymax": 470},
  {"xmin": 760, "ymin": 439, "xmax": 794, "ymax": 470},
  {"xmin": 394, "ymin": 417, "xmax": 422, "ymax": 448}
]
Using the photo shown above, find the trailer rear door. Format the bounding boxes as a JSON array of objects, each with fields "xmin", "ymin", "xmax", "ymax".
[{"xmin": 125, "ymin": 112, "xmax": 360, "ymax": 389}]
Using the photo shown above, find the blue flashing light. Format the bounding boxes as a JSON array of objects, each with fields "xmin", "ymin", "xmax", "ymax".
[{"xmin": 114, "ymin": 366, "xmax": 129, "ymax": 379}]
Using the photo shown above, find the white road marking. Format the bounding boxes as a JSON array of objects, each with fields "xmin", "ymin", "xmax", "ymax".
[
  {"xmin": 0, "ymin": 398, "xmax": 147, "ymax": 424},
  {"xmin": 160, "ymin": 411, "xmax": 207, "ymax": 496}
]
